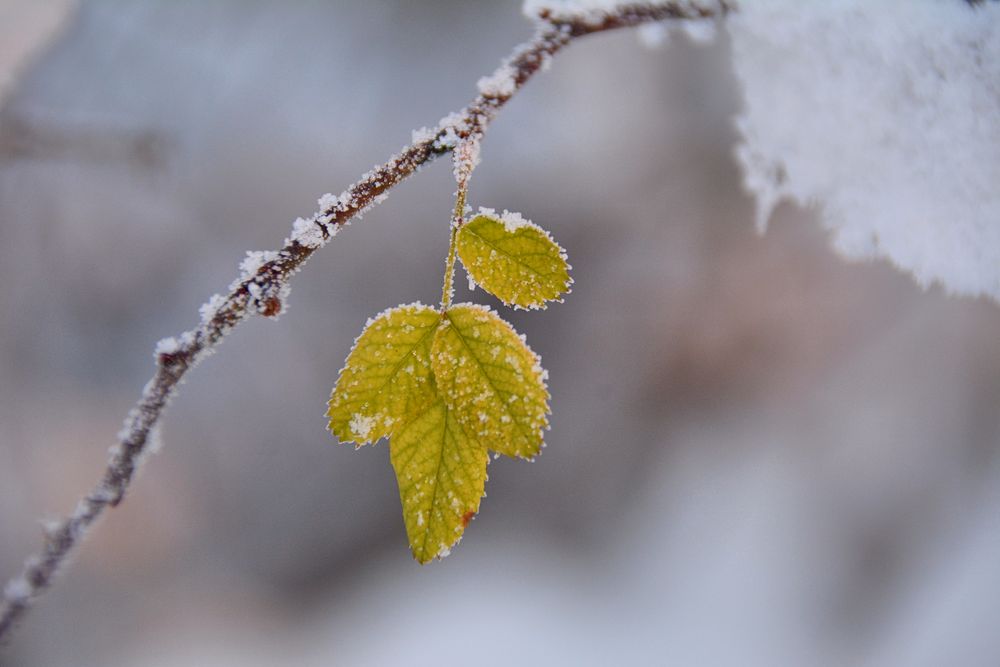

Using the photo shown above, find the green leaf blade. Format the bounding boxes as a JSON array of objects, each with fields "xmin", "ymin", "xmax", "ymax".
[
  {"xmin": 431, "ymin": 303, "xmax": 550, "ymax": 459},
  {"xmin": 327, "ymin": 303, "xmax": 440, "ymax": 445},
  {"xmin": 457, "ymin": 211, "xmax": 571, "ymax": 310},
  {"xmin": 390, "ymin": 398, "xmax": 489, "ymax": 564}
]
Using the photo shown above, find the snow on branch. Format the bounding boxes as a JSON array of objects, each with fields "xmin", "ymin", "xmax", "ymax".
[
  {"xmin": 0, "ymin": 0, "xmax": 729, "ymax": 642},
  {"xmin": 729, "ymin": 0, "xmax": 1000, "ymax": 301}
]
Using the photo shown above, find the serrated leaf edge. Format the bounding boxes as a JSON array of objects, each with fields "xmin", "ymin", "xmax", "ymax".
[
  {"xmin": 326, "ymin": 301, "xmax": 439, "ymax": 446},
  {"xmin": 458, "ymin": 209, "xmax": 573, "ymax": 311}
]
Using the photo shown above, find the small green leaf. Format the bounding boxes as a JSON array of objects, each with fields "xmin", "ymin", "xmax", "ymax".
[
  {"xmin": 391, "ymin": 397, "xmax": 489, "ymax": 563},
  {"xmin": 457, "ymin": 211, "xmax": 571, "ymax": 309},
  {"xmin": 432, "ymin": 303, "xmax": 549, "ymax": 459},
  {"xmin": 327, "ymin": 303, "xmax": 440, "ymax": 445}
]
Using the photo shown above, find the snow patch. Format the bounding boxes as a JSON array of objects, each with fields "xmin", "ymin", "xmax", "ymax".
[{"xmin": 729, "ymin": 0, "xmax": 1000, "ymax": 301}]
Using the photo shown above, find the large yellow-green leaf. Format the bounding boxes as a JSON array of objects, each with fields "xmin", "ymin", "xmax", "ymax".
[
  {"xmin": 327, "ymin": 303, "xmax": 440, "ymax": 445},
  {"xmin": 431, "ymin": 303, "xmax": 549, "ymax": 459},
  {"xmin": 390, "ymin": 397, "xmax": 489, "ymax": 563},
  {"xmin": 457, "ymin": 211, "xmax": 571, "ymax": 310}
]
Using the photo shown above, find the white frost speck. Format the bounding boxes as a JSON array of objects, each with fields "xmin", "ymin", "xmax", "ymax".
[
  {"xmin": 411, "ymin": 126, "xmax": 436, "ymax": 144},
  {"xmin": 154, "ymin": 336, "xmax": 180, "ymax": 357},
  {"xmin": 317, "ymin": 192, "xmax": 340, "ymax": 212},
  {"xmin": 239, "ymin": 250, "xmax": 278, "ymax": 280},
  {"xmin": 453, "ymin": 136, "xmax": 482, "ymax": 186},
  {"xmin": 499, "ymin": 209, "xmax": 530, "ymax": 233},
  {"xmin": 290, "ymin": 216, "xmax": 325, "ymax": 249},
  {"xmin": 477, "ymin": 64, "xmax": 517, "ymax": 98},
  {"xmin": 476, "ymin": 207, "xmax": 535, "ymax": 234},
  {"xmin": 435, "ymin": 111, "xmax": 468, "ymax": 150},
  {"xmin": 199, "ymin": 293, "xmax": 226, "ymax": 324},
  {"xmin": 524, "ymin": 0, "xmax": 701, "ymax": 28},
  {"xmin": 349, "ymin": 413, "xmax": 376, "ymax": 440}
]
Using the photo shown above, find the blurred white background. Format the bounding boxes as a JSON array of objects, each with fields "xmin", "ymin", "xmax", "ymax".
[{"xmin": 2, "ymin": 1, "xmax": 1000, "ymax": 665}]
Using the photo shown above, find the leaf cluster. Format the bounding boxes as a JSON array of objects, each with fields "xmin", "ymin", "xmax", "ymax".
[{"xmin": 327, "ymin": 211, "xmax": 570, "ymax": 562}]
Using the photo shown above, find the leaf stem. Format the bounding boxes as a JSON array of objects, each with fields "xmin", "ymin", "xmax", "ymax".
[{"xmin": 441, "ymin": 185, "xmax": 467, "ymax": 311}]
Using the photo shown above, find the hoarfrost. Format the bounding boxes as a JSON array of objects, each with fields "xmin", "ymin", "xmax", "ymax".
[
  {"xmin": 435, "ymin": 111, "xmax": 468, "ymax": 150},
  {"xmin": 349, "ymin": 413, "xmax": 376, "ymax": 440},
  {"xmin": 498, "ymin": 209, "xmax": 530, "ymax": 233},
  {"xmin": 523, "ymin": 0, "xmax": 625, "ymax": 22},
  {"xmin": 199, "ymin": 293, "xmax": 226, "ymax": 324},
  {"xmin": 729, "ymin": 0, "xmax": 1000, "ymax": 301},
  {"xmin": 317, "ymin": 192, "xmax": 341, "ymax": 212},
  {"xmin": 290, "ymin": 216, "xmax": 325, "ymax": 249},
  {"xmin": 411, "ymin": 126, "xmax": 436, "ymax": 144},
  {"xmin": 238, "ymin": 250, "xmax": 278, "ymax": 281},
  {"xmin": 523, "ymin": 0, "xmax": 706, "ymax": 28},
  {"xmin": 154, "ymin": 337, "xmax": 180, "ymax": 357},
  {"xmin": 477, "ymin": 64, "xmax": 517, "ymax": 98},
  {"xmin": 453, "ymin": 136, "xmax": 481, "ymax": 186},
  {"xmin": 475, "ymin": 207, "xmax": 535, "ymax": 234}
]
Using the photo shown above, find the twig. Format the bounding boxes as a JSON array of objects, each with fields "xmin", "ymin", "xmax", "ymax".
[{"xmin": 0, "ymin": 0, "xmax": 730, "ymax": 642}]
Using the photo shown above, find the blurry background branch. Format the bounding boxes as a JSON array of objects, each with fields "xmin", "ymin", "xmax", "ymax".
[{"xmin": 0, "ymin": 0, "xmax": 730, "ymax": 643}]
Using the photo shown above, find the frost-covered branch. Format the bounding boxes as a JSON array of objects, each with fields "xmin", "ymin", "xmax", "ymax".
[{"xmin": 0, "ymin": 0, "xmax": 731, "ymax": 642}]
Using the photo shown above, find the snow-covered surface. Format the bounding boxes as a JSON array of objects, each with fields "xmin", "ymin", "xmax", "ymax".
[
  {"xmin": 452, "ymin": 136, "xmax": 481, "ymax": 186},
  {"xmin": 729, "ymin": 0, "xmax": 1000, "ymax": 301},
  {"xmin": 524, "ymin": 0, "xmax": 709, "ymax": 22}
]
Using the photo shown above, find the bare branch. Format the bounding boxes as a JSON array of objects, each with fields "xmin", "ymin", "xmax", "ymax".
[{"xmin": 0, "ymin": 0, "xmax": 730, "ymax": 642}]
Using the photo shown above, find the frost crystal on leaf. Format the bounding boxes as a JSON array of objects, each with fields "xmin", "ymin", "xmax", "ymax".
[
  {"xmin": 431, "ymin": 304, "xmax": 550, "ymax": 459},
  {"xmin": 729, "ymin": 0, "xmax": 1000, "ymax": 301},
  {"xmin": 457, "ymin": 211, "xmax": 572, "ymax": 309},
  {"xmin": 498, "ymin": 209, "xmax": 529, "ymax": 233},
  {"xmin": 327, "ymin": 303, "xmax": 440, "ymax": 445},
  {"xmin": 349, "ymin": 413, "xmax": 376, "ymax": 441}
]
